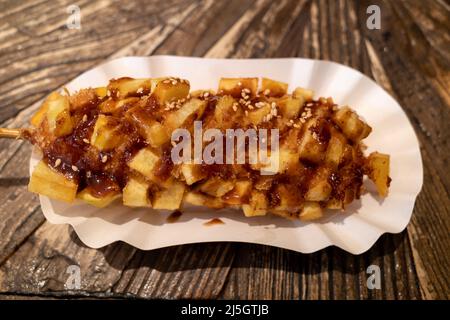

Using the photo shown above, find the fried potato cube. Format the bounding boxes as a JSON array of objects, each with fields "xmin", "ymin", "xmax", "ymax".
[
  {"xmin": 247, "ymin": 103, "xmax": 271, "ymax": 125},
  {"xmin": 108, "ymin": 78, "xmax": 152, "ymax": 99},
  {"xmin": 165, "ymin": 98, "xmax": 207, "ymax": 130},
  {"xmin": 126, "ymin": 106, "xmax": 170, "ymax": 147},
  {"xmin": 152, "ymin": 181, "xmax": 185, "ymax": 210},
  {"xmin": 305, "ymin": 167, "xmax": 332, "ymax": 201},
  {"xmin": 90, "ymin": 115, "xmax": 124, "ymax": 151},
  {"xmin": 45, "ymin": 92, "xmax": 73, "ymax": 137},
  {"xmin": 199, "ymin": 177, "xmax": 235, "ymax": 197},
  {"xmin": 293, "ymin": 87, "xmax": 314, "ymax": 101},
  {"xmin": 277, "ymin": 96, "xmax": 304, "ymax": 119},
  {"xmin": 333, "ymin": 107, "xmax": 372, "ymax": 142},
  {"xmin": 128, "ymin": 147, "xmax": 160, "ymax": 179},
  {"xmin": 298, "ymin": 119, "xmax": 327, "ymax": 163},
  {"xmin": 152, "ymin": 78, "xmax": 190, "ymax": 104},
  {"xmin": 94, "ymin": 87, "xmax": 108, "ymax": 98},
  {"xmin": 275, "ymin": 185, "xmax": 299, "ymax": 212},
  {"xmin": 181, "ymin": 163, "xmax": 206, "ymax": 185},
  {"xmin": 326, "ymin": 198, "xmax": 343, "ymax": 210},
  {"xmin": 367, "ymin": 152, "xmax": 390, "ymax": 197},
  {"xmin": 242, "ymin": 191, "xmax": 267, "ymax": 217},
  {"xmin": 325, "ymin": 132, "xmax": 346, "ymax": 168},
  {"xmin": 222, "ymin": 180, "xmax": 252, "ymax": 205},
  {"xmin": 100, "ymin": 97, "xmax": 139, "ymax": 114},
  {"xmin": 77, "ymin": 189, "xmax": 121, "ymax": 208},
  {"xmin": 259, "ymin": 147, "xmax": 300, "ymax": 175},
  {"xmin": 218, "ymin": 78, "xmax": 258, "ymax": 97},
  {"xmin": 214, "ymin": 95, "xmax": 239, "ymax": 126},
  {"xmin": 299, "ymin": 202, "xmax": 323, "ymax": 221},
  {"xmin": 123, "ymin": 177, "xmax": 151, "ymax": 207},
  {"xmin": 261, "ymin": 78, "xmax": 288, "ymax": 97},
  {"xmin": 183, "ymin": 191, "xmax": 224, "ymax": 209},
  {"xmin": 30, "ymin": 99, "xmax": 50, "ymax": 127},
  {"xmin": 28, "ymin": 161, "xmax": 78, "ymax": 203}
]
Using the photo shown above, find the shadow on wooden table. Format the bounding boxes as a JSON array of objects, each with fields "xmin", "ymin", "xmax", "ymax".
[{"xmin": 69, "ymin": 228, "xmax": 408, "ymax": 277}]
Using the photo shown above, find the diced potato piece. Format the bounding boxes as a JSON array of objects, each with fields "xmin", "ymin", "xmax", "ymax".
[
  {"xmin": 90, "ymin": 115, "xmax": 124, "ymax": 151},
  {"xmin": 152, "ymin": 181, "xmax": 185, "ymax": 210},
  {"xmin": 199, "ymin": 178, "xmax": 235, "ymax": 197},
  {"xmin": 293, "ymin": 87, "xmax": 314, "ymax": 101},
  {"xmin": 45, "ymin": 92, "xmax": 73, "ymax": 137},
  {"xmin": 152, "ymin": 78, "xmax": 190, "ymax": 104},
  {"xmin": 126, "ymin": 106, "xmax": 170, "ymax": 147},
  {"xmin": 325, "ymin": 132, "xmax": 346, "ymax": 168},
  {"xmin": 108, "ymin": 78, "xmax": 151, "ymax": 99},
  {"xmin": 261, "ymin": 78, "xmax": 288, "ymax": 97},
  {"xmin": 181, "ymin": 163, "xmax": 206, "ymax": 185},
  {"xmin": 298, "ymin": 119, "xmax": 327, "ymax": 163},
  {"xmin": 242, "ymin": 191, "xmax": 267, "ymax": 217},
  {"xmin": 214, "ymin": 95, "xmax": 238, "ymax": 126},
  {"xmin": 128, "ymin": 147, "xmax": 160, "ymax": 179},
  {"xmin": 218, "ymin": 78, "xmax": 258, "ymax": 97},
  {"xmin": 165, "ymin": 98, "xmax": 207, "ymax": 131},
  {"xmin": 299, "ymin": 202, "xmax": 323, "ymax": 221},
  {"xmin": 258, "ymin": 147, "xmax": 300, "ymax": 175},
  {"xmin": 333, "ymin": 107, "xmax": 372, "ymax": 142},
  {"xmin": 222, "ymin": 180, "xmax": 252, "ymax": 205},
  {"xmin": 274, "ymin": 184, "xmax": 300, "ymax": 211},
  {"xmin": 367, "ymin": 152, "xmax": 390, "ymax": 197},
  {"xmin": 28, "ymin": 161, "xmax": 78, "ymax": 203},
  {"xmin": 30, "ymin": 100, "xmax": 50, "ymax": 127},
  {"xmin": 277, "ymin": 96, "xmax": 304, "ymax": 119},
  {"xmin": 123, "ymin": 177, "xmax": 151, "ymax": 207},
  {"xmin": 326, "ymin": 198, "xmax": 343, "ymax": 210},
  {"xmin": 77, "ymin": 189, "xmax": 121, "ymax": 208},
  {"xmin": 247, "ymin": 103, "xmax": 271, "ymax": 125},
  {"xmin": 100, "ymin": 97, "xmax": 139, "ymax": 114},
  {"xmin": 95, "ymin": 87, "xmax": 107, "ymax": 98},
  {"xmin": 305, "ymin": 167, "xmax": 332, "ymax": 201},
  {"xmin": 184, "ymin": 191, "xmax": 224, "ymax": 209}
]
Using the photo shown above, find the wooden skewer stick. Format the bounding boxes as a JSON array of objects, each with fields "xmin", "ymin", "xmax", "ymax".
[{"xmin": 0, "ymin": 128, "xmax": 22, "ymax": 139}]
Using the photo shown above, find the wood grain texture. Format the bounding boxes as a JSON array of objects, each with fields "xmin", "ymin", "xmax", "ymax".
[{"xmin": 0, "ymin": 0, "xmax": 448, "ymax": 300}]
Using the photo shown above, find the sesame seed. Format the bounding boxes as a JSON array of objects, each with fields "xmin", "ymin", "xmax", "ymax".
[
  {"xmin": 86, "ymin": 171, "xmax": 92, "ymax": 178},
  {"xmin": 248, "ymin": 105, "xmax": 254, "ymax": 110},
  {"xmin": 243, "ymin": 88, "xmax": 251, "ymax": 94},
  {"xmin": 171, "ymin": 80, "xmax": 177, "ymax": 85},
  {"xmin": 203, "ymin": 92, "xmax": 210, "ymax": 98},
  {"xmin": 245, "ymin": 110, "xmax": 249, "ymax": 116},
  {"xmin": 54, "ymin": 158, "xmax": 61, "ymax": 167},
  {"xmin": 286, "ymin": 122, "xmax": 293, "ymax": 127},
  {"xmin": 290, "ymin": 119, "xmax": 294, "ymax": 123},
  {"xmin": 245, "ymin": 100, "xmax": 251, "ymax": 106},
  {"xmin": 293, "ymin": 123, "xmax": 300, "ymax": 128},
  {"xmin": 264, "ymin": 89, "xmax": 270, "ymax": 95},
  {"xmin": 116, "ymin": 91, "xmax": 120, "ymax": 98},
  {"xmin": 171, "ymin": 141, "xmax": 177, "ymax": 147},
  {"xmin": 71, "ymin": 165, "xmax": 78, "ymax": 172},
  {"xmin": 82, "ymin": 114, "xmax": 88, "ymax": 122},
  {"xmin": 271, "ymin": 102, "xmax": 276, "ymax": 108},
  {"xmin": 237, "ymin": 82, "xmax": 242, "ymax": 86},
  {"xmin": 101, "ymin": 155, "xmax": 108, "ymax": 163},
  {"xmin": 83, "ymin": 138, "xmax": 90, "ymax": 144},
  {"xmin": 137, "ymin": 87, "xmax": 144, "ymax": 93},
  {"xmin": 232, "ymin": 104, "xmax": 238, "ymax": 112},
  {"xmin": 163, "ymin": 80, "xmax": 170, "ymax": 84}
]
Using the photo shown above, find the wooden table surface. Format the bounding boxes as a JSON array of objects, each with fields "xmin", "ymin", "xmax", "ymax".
[{"xmin": 0, "ymin": 0, "xmax": 448, "ymax": 300}]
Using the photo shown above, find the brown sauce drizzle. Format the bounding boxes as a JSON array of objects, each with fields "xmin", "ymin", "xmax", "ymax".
[
  {"xmin": 167, "ymin": 210, "xmax": 182, "ymax": 223},
  {"xmin": 203, "ymin": 218, "xmax": 225, "ymax": 226}
]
